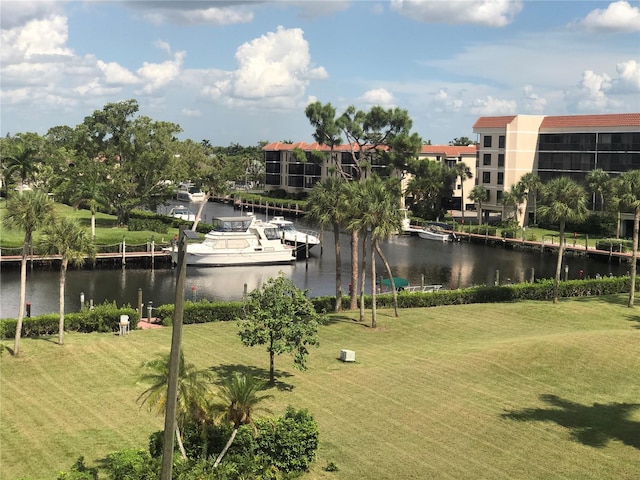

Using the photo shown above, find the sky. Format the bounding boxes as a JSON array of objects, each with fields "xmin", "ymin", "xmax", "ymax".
[{"xmin": 1, "ymin": 0, "xmax": 639, "ymax": 147}]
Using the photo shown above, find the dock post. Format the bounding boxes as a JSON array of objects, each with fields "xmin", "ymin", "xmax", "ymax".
[
  {"xmin": 151, "ymin": 239, "xmax": 155, "ymax": 269},
  {"xmin": 138, "ymin": 288, "xmax": 143, "ymax": 319},
  {"xmin": 495, "ymin": 269, "xmax": 500, "ymax": 286},
  {"xmin": 530, "ymin": 267, "xmax": 535, "ymax": 283},
  {"xmin": 122, "ymin": 237, "xmax": 126, "ymax": 268}
]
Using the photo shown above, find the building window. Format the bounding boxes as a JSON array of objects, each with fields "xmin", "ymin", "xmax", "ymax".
[
  {"xmin": 498, "ymin": 135, "xmax": 505, "ymax": 149},
  {"xmin": 484, "ymin": 135, "xmax": 492, "ymax": 148},
  {"xmin": 483, "ymin": 154, "xmax": 491, "ymax": 166},
  {"xmin": 497, "ymin": 172, "xmax": 504, "ymax": 185},
  {"xmin": 496, "ymin": 190, "xmax": 503, "ymax": 202},
  {"xmin": 498, "ymin": 154, "xmax": 504, "ymax": 167},
  {"xmin": 486, "ymin": 189, "xmax": 491, "ymax": 202},
  {"xmin": 482, "ymin": 171, "xmax": 491, "ymax": 184}
]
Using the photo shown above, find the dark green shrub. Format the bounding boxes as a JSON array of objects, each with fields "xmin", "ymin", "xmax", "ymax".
[
  {"xmin": 56, "ymin": 456, "xmax": 98, "ymax": 480},
  {"xmin": 255, "ymin": 407, "xmax": 319, "ymax": 473},
  {"xmin": 154, "ymin": 300, "xmax": 244, "ymax": 324},
  {"xmin": 105, "ymin": 449, "xmax": 158, "ymax": 480},
  {"xmin": 596, "ymin": 239, "xmax": 630, "ymax": 252},
  {"xmin": 128, "ymin": 218, "xmax": 170, "ymax": 234}
]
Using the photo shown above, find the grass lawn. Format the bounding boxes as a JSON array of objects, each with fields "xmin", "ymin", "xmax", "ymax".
[{"xmin": 2, "ymin": 295, "xmax": 639, "ymax": 479}]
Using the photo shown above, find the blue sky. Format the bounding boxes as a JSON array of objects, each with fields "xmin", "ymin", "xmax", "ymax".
[{"xmin": 1, "ymin": 1, "xmax": 639, "ymax": 147}]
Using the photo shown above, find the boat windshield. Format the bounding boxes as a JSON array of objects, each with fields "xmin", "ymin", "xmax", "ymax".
[
  {"xmin": 264, "ymin": 228, "xmax": 281, "ymax": 240},
  {"xmin": 212, "ymin": 218, "xmax": 252, "ymax": 232}
]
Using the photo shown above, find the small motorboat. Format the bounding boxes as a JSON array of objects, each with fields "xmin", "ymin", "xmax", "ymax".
[
  {"xmin": 176, "ymin": 182, "xmax": 206, "ymax": 203},
  {"xmin": 268, "ymin": 216, "xmax": 321, "ymax": 257},
  {"xmin": 417, "ymin": 226, "xmax": 456, "ymax": 242},
  {"xmin": 168, "ymin": 205, "xmax": 196, "ymax": 222}
]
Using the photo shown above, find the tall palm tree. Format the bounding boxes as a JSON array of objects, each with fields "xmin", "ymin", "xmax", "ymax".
[
  {"xmin": 451, "ymin": 162, "xmax": 473, "ymax": 226},
  {"xmin": 585, "ymin": 168, "xmax": 610, "ymax": 212},
  {"xmin": 67, "ymin": 158, "xmax": 109, "ymax": 239},
  {"xmin": 469, "ymin": 185, "xmax": 489, "ymax": 226},
  {"xmin": 39, "ymin": 218, "xmax": 96, "ymax": 345},
  {"xmin": 354, "ymin": 177, "xmax": 403, "ymax": 326},
  {"xmin": 1, "ymin": 135, "xmax": 42, "ymax": 193},
  {"xmin": 211, "ymin": 372, "xmax": 272, "ymax": 468},
  {"xmin": 306, "ymin": 177, "xmax": 349, "ymax": 311},
  {"xmin": 537, "ymin": 177, "xmax": 588, "ymax": 304},
  {"xmin": 2, "ymin": 190, "xmax": 55, "ymax": 356},
  {"xmin": 519, "ymin": 172, "xmax": 542, "ymax": 226},
  {"xmin": 501, "ymin": 183, "xmax": 527, "ymax": 225},
  {"xmin": 138, "ymin": 352, "xmax": 214, "ymax": 459},
  {"xmin": 614, "ymin": 170, "xmax": 640, "ymax": 308}
]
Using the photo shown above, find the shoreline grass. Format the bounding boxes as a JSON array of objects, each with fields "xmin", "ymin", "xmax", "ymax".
[{"xmin": 2, "ymin": 295, "xmax": 639, "ymax": 479}]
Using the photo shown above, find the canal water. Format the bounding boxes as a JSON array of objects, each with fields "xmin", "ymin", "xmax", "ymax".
[{"xmin": 0, "ymin": 201, "xmax": 630, "ymax": 318}]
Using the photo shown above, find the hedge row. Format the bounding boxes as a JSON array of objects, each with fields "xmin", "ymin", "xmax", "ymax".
[
  {"xmin": 0, "ymin": 302, "xmax": 139, "ymax": 340},
  {"xmin": 1, "ymin": 277, "xmax": 632, "ymax": 340}
]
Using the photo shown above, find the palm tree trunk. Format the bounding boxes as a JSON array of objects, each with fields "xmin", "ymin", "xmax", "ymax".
[
  {"xmin": 628, "ymin": 210, "xmax": 639, "ymax": 308},
  {"xmin": 350, "ymin": 230, "xmax": 358, "ymax": 310},
  {"xmin": 192, "ymin": 191, "xmax": 212, "ymax": 231},
  {"xmin": 90, "ymin": 211, "xmax": 96, "ymax": 239},
  {"xmin": 553, "ymin": 221, "xmax": 566, "ymax": 304},
  {"xmin": 58, "ymin": 260, "xmax": 68, "ymax": 345},
  {"xmin": 176, "ymin": 424, "xmax": 187, "ymax": 459},
  {"xmin": 359, "ymin": 231, "xmax": 367, "ymax": 322},
  {"xmin": 375, "ymin": 242, "xmax": 398, "ymax": 317},
  {"xmin": 213, "ymin": 427, "xmax": 238, "ymax": 468},
  {"xmin": 370, "ymin": 238, "xmax": 377, "ymax": 328},
  {"xmin": 477, "ymin": 202, "xmax": 482, "ymax": 226},
  {"xmin": 460, "ymin": 182, "xmax": 465, "ymax": 226},
  {"xmin": 333, "ymin": 222, "xmax": 342, "ymax": 312},
  {"xmin": 269, "ymin": 337, "xmax": 275, "ymax": 384},
  {"xmin": 14, "ymin": 253, "xmax": 27, "ymax": 356}
]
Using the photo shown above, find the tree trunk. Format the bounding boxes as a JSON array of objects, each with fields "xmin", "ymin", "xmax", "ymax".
[
  {"xmin": 370, "ymin": 238, "xmax": 377, "ymax": 328},
  {"xmin": 359, "ymin": 231, "xmax": 367, "ymax": 322},
  {"xmin": 176, "ymin": 424, "xmax": 187, "ymax": 459},
  {"xmin": 349, "ymin": 230, "xmax": 358, "ymax": 310},
  {"xmin": 213, "ymin": 427, "xmax": 238, "ymax": 468},
  {"xmin": 375, "ymin": 242, "xmax": 398, "ymax": 317},
  {"xmin": 90, "ymin": 212, "xmax": 96, "ymax": 239},
  {"xmin": 333, "ymin": 222, "xmax": 342, "ymax": 312},
  {"xmin": 14, "ymin": 252, "xmax": 27, "ymax": 356},
  {"xmin": 628, "ymin": 210, "xmax": 639, "ymax": 308},
  {"xmin": 58, "ymin": 259, "xmax": 68, "ymax": 345},
  {"xmin": 269, "ymin": 337, "xmax": 275, "ymax": 384},
  {"xmin": 477, "ymin": 203, "xmax": 482, "ymax": 226},
  {"xmin": 192, "ymin": 191, "xmax": 212, "ymax": 231},
  {"xmin": 553, "ymin": 220, "xmax": 565, "ymax": 304}
]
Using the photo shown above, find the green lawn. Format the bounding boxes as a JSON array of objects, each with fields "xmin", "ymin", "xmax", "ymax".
[{"xmin": 1, "ymin": 296, "xmax": 639, "ymax": 479}]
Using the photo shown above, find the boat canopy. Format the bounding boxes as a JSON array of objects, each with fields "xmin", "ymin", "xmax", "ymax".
[
  {"xmin": 379, "ymin": 277, "xmax": 410, "ymax": 288},
  {"xmin": 212, "ymin": 217, "xmax": 253, "ymax": 232}
]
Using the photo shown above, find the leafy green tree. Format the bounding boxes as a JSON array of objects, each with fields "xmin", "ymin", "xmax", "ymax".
[
  {"xmin": 138, "ymin": 352, "xmax": 214, "ymax": 459},
  {"xmin": 304, "ymin": 101, "xmax": 342, "ymax": 175},
  {"xmin": 537, "ymin": 177, "xmax": 588, "ymax": 304},
  {"xmin": 0, "ymin": 133, "xmax": 45, "ymax": 193},
  {"xmin": 2, "ymin": 190, "xmax": 55, "ymax": 356},
  {"xmin": 306, "ymin": 178, "xmax": 349, "ymax": 311},
  {"xmin": 237, "ymin": 275, "xmax": 320, "ymax": 384},
  {"xmin": 210, "ymin": 372, "xmax": 272, "ymax": 468},
  {"xmin": 585, "ymin": 168, "xmax": 610, "ymax": 212},
  {"xmin": 39, "ymin": 218, "xmax": 96, "ymax": 345},
  {"xmin": 614, "ymin": 170, "xmax": 640, "ymax": 307},
  {"xmin": 449, "ymin": 137, "xmax": 475, "ymax": 146},
  {"xmin": 469, "ymin": 185, "xmax": 489, "ymax": 226},
  {"xmin": 518, "ymin": 172, "xmax": 542, "ymax": 225},
  {"xmin": 451, "ymin": 162, "xmax": 473, "ymax": 225},
  {"xmin": 406, "ymin": 159, "xmax": 453, "ymax": 220}
]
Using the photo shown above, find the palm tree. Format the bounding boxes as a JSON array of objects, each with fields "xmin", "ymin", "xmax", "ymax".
[
  {"xmin": 469, "ymin": 185, "xmax": 489, "ymax": 226},
  {"xmin": 537, "ymin": 177, "xmax": 588, "ymax": 304},
  {"xmin": 138, "ymin": 352, "xmax": 214, "ymax": 459},
  {"xmin": 519, "ymin": 172, "xmax": 542, "ymax": 226},
  {"xmin": 354, "ymin": 177, "xmax": 403, "ymax": 326},
  {"xmin": 1, "ymin": 134, "xmax": 42, "ymax": 193},
  {"xmin": 39, "ymin": 218, "xmax": 96, "ymax": 345},
  {"xmin": 306, "ymin": 177, "xmax": 349, "ymax": 311},
  {"xmin": 585, "ymin": 168, "xmax": 610, "ymax": 212},
  {"xmin": 211, "ymin": 372, "xmax": 272, "ymax": 468},
  {"xmin": 501, "ymin": 183, "xmax": 527, "ymax": 225},
  {"xmin": 614, "ymin": 170, "xmax": 640, "ymax": 308},
  {"xmin": 67, "ymin": 158, "xmax": 109, "ymax": 239},
  {"xmin": 451, "ymin": 162, "xmax": 473, "ymax": 226},
  {"xmin": 2, "ymin": 190, "xmax": 55, "ymax": 356}
]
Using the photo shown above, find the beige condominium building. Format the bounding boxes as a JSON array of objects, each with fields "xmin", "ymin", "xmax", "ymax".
[
  {"xmin": 262, "ymin": 141, "xmax": 477, "ymax": 210},
  {"xmin": 472, "ymin": 113, "xmax": 640, "ymax": 226}
]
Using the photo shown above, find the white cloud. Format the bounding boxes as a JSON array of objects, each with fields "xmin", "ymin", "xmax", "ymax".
[
  {"xmin": 576, "ymin": 1, "xmax": 640, "ymax": 33},
  {"xmin": 181, "ymin": 108, "xmax": 202, "ymax": 117},
  {"xmin": 1, "ymin": 14, "xmax": 72, "ymax": 64},
  {"xmin": 129, "ymin": 2, "xmax": 254, "ymax": 26},
  {"xmin": 359, "ymin": 88, "xmax": 396, "ymax": 107},
  {"xmin": 565, "ymin": 70, "xmax": 613, "ymax": 112},
  {"xmin": 97, "ymin": 61, "xmax": 140, "ymax": 85},
  {"xmin": 470, "ymin": 96, "xmax": 517, "ymax": 115},
  {"xmin": 609, "ymin": 59, "xmax": 640, "ymax": 93},
  {"xmin": 0, "ymin": 1, "xmax": 64, "ymax": 29},
  {"xmin": 390, "ymin": 0, "xmax": 523, "ymax": 27},
  {"xmin": 521, "ymin": 85, "xmax": 547, "ymax": 113},
  {"xmin": 136, "ymin": 50, "xmax": 186, "ymax": 95},
  {"xmin": 202, "ymin": 26, "xmax": 328, "ymax": 109}
]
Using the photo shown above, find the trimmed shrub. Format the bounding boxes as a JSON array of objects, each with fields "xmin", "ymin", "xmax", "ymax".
[
  {"xmin": 154, "ymin": 300, "xmax": 244, "ymax": 324},
  {"xmin": 105, "ymin": 449, "xmax": 157, "ymax": 480}
]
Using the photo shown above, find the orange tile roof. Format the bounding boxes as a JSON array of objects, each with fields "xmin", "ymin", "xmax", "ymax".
[
  {"xmin": 540, "ymin": 113, "xmax": 640, "ymax": 128},
  {"xmin": 472, "ymin": 116, "xmax": 517, "ymax": 129},
  {"xmin": 420, "ymin": 145, "xmax": 477, "ymax": 156}
]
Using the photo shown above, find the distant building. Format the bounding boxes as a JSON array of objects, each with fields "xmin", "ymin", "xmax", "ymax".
[
  {"xmin": 262, "ymin": 141, "xmax": 477, "ymax": 210},
  {"xmin": 472, "ymin": 113, "xmax": 640, "ymax": 225}
]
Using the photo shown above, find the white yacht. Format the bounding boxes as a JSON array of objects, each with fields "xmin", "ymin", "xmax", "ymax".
[
  {"xmin": 176, "ymin": 182, "xmax": 206, "ymax": 203},
  {"xmin": 168, "ymin": 215, "xmax": 296, "ymax": 266},
  {"xmin": 168, "ymin": 205, "xmax": 196, "ymax": 222},
  {"xmin": 268, "ymin": 216, "xmax": 321, "ymax": 257}
]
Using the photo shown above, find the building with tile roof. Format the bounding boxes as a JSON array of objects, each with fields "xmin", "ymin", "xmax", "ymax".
[{"xmin": 472, "ymin": 113, "xmax": 640, "ymax": 226}]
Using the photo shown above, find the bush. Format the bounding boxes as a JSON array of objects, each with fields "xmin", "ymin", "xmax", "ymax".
[
  {"xmin": 154, "ymin": 300, "xmax": 244, "ymax": 324},
  {"xmin": 0, "ymin": 302, "xmax": 139, "ymax": 339},
  {"xmin": 128, "ymin": 218, "xmax": 169, "ymax": 234},
  {"xmin": 596, "ymin": 239, "xmax": 630, "ymax": 253},
  {"xmin": 105, "ymin": 449, "xmax": 158, "ymax": 480},
  {"xmin": 56, "ymin": 457, "xmax": 98, "ymax": 480}
]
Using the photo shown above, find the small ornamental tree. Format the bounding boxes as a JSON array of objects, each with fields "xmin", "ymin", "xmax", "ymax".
[{"xmin": 238, "ymin": 274, "xmax": 320, "ymax": 384}]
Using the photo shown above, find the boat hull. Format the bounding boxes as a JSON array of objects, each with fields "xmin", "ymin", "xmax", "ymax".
[
  {"xmin": 417, "ymin": 230, "xmax": 453, "ymax": 242},
  {"xmin": 170, "ymin": 248, "xmax": 295, "ymax": 267}
]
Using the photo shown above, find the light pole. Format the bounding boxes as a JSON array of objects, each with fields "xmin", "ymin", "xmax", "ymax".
[{"xmin": 160, "ymin": 225, "xmax": 197, "ymax": 479}]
